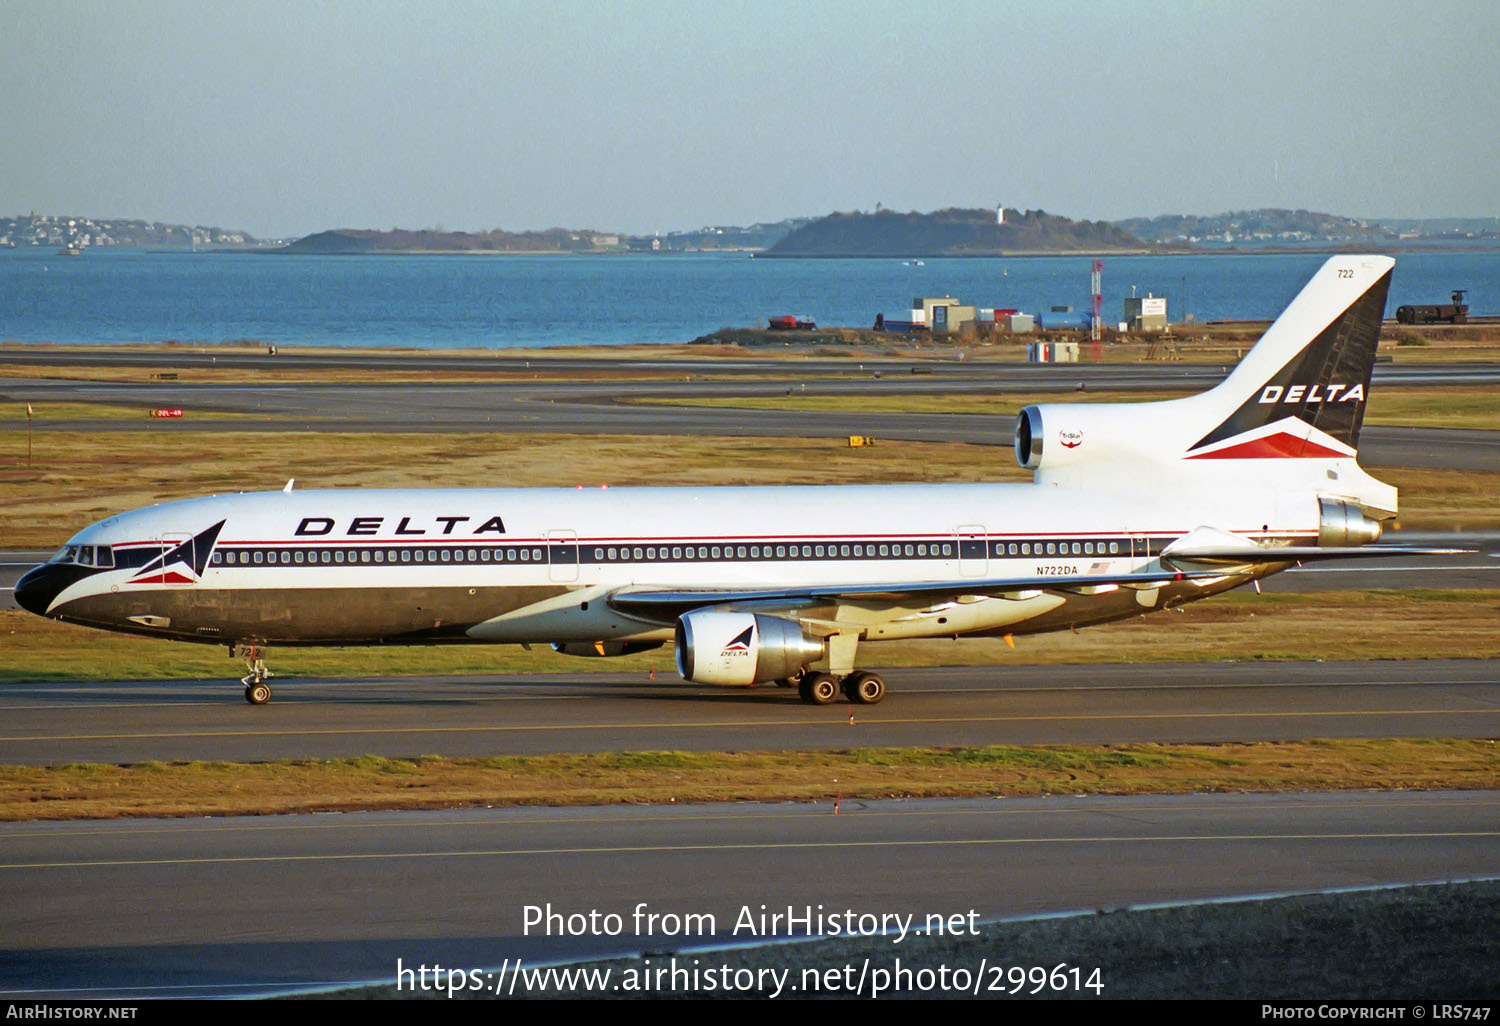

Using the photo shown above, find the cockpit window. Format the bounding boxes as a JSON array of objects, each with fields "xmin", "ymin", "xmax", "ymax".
[{"xmin": 46, "ymin": 545, "xmax": 114, "ymax": 568}]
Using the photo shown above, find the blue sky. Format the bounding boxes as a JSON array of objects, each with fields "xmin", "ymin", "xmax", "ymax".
[{"xmin": 2, "ymin": 0, "xmax": 1495, "ymax": 237}]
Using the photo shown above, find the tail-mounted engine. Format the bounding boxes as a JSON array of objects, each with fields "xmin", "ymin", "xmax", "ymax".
[
  {"xmin": 1317, "ymin": 497, "xmax": 1382, "ymax": 546},
  {"xmin": 1014, "ymin": 406, "xmax": 1044, "ymax": 469},
  {"xmin": 674, "ymin": 610, "xmax": 825, "ymax": 686},
  {"xmin": 1014, "ymin": 403, "xmax": 1153, "ymax": 473}
]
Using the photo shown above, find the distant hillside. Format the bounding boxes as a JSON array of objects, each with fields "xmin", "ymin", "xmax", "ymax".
[
  {"xmin": 282, "ymin": 227, "xmax": 620, "ymax": 254},
  {"xmin": 633, "ymin": 217, "xmax": 816, "ymax": 252},
  {"xmin": 0, "ymin": 214, "xmax": 260, "ymax": 249},
  {"xmin": 1117, "ymin": 209, "xmax": 1399, "ymax": 246},
  {"xmin": 763, "ymin": 208, "xmax": 1150, "ymax": 257}
]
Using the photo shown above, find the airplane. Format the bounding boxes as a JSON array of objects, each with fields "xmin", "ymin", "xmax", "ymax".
[{"xmin": 15, "ymin": 254, "xmax": 1451, "ymax": 706}]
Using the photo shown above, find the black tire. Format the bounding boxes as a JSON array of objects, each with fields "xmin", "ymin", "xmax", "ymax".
[
  {"xmin": 843, "ymin": 672, "xmax": 887, "ymax": 705},
  {"xmin": 798, "ymin": 672, "xmax": 839, "ymax": 705},
  {"xmin": 245, "ymin": 681, "xmax": 272, "ymax": 705}
]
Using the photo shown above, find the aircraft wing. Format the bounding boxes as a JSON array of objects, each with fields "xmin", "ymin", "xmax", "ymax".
[
  {"xmin": 606, "ymin": 568, "xmax": 1225, "ymax": 623},
  {"xmin": 1159, "ymin": 544, "xmax": 1464, "ymax": 567},
  {"xmin": 608, "ymin": 544, "xmax": 1464, "ymax": 623}
]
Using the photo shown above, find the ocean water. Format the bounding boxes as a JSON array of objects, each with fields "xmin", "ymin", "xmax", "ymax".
[{"xmin": 0, "ymin": 247, "xmax": 1494, "ymax": 349}]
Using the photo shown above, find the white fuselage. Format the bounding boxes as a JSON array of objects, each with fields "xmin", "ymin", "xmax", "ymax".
[{"xmin": 38, "ymin": 480, "xmax": 1307, "ymax": 649}]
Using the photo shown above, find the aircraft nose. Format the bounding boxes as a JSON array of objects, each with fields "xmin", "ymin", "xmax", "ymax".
[{"xmin": 14, "ymin": 564, "xmax": 68, "ymax": 616}]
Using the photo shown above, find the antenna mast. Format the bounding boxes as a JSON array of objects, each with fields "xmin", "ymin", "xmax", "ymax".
[{"xmin": 1090, "ymin": 259, "xmax": 1103, "ymax": 362}]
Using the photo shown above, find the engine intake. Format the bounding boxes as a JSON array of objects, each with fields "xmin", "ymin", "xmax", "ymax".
[
  {"xmin": 1015, "ymin": 406, "xmax": 1043, "ymax": 469},
  {"xmin": 675, "ymin": 610, "xmax": 825, "ymax": 686}
]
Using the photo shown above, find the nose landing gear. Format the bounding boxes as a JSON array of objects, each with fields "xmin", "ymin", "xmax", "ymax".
[{"xmin": 234, "ymin": 643, "xmax": 275, "ymax": 705}]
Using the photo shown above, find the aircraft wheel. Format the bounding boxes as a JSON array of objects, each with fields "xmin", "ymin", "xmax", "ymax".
[
  {"xmin": 775, "ymin": 673, "xmax": 802, "ymax": 689},
  {"xmin": 798, "ymin": 672, "xmax": 840, "ymax": 705},
  {"xmin": 245, "ymin": 681, "xmax": 272, "ymax": 705},
  {"xmin": 843, "ymin": 672, "xmax": 886, "ymax": 705}
]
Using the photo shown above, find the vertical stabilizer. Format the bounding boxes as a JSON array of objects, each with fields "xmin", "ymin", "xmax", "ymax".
[{"xmin": 1187, "ymin": 256, "xmax": 1393, "ymax": 459}]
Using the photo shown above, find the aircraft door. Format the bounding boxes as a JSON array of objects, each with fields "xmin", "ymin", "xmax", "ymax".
[
  {"xmin": 955, "ymin": 524, "xmax": 987, "ymax": 577},
  {"xmin": 157, "ymin": 533, "xmax": 196, "ymax": 586},
  {"xmin": 547, "ymin": 530, "xmax": 579, "ymax": 583}
]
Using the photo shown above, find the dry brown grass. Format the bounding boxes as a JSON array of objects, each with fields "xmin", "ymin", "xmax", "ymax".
[
  {"xmin": 0, "ymin": 430, "xmax": 1019, "ymax": 548},
  {"xmin": 3, "ymin": 738, "xmax": 1495, "ymax": 822}
]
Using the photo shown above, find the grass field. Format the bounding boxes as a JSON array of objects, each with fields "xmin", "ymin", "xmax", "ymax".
[
  {"xmin": 3, "ymin": 738, "xmax": 1495, "ymax": 822},
  {"xmin": 2, "ymin": 424, "xmax": 1497, "ymax": 548},
  {"xmin": 0, "ymin": 430, "xmax": 1018, "ymax": 548}
]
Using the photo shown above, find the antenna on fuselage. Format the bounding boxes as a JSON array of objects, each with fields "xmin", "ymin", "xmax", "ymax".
[{"xmin": 283, "ymin": 479, "xmax": 295, "ymax": 493}]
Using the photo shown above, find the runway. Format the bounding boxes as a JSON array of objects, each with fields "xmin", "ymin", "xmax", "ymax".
[
  {"xmin": 3, "ymin": 791, "xmax": 1496, "ymax": 998},
  {"xmin": 3, "ymin": 659, "xmax": 1498, "ymax": 766}
]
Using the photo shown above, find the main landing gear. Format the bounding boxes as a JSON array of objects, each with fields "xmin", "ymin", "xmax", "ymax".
[
  {"xmin": 786, "ymin": 670, "xmax": 886, "ymax": 706},
  {"xmin": 234, "ymin": 643, "xmax": 274, "ymax": 705}
]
